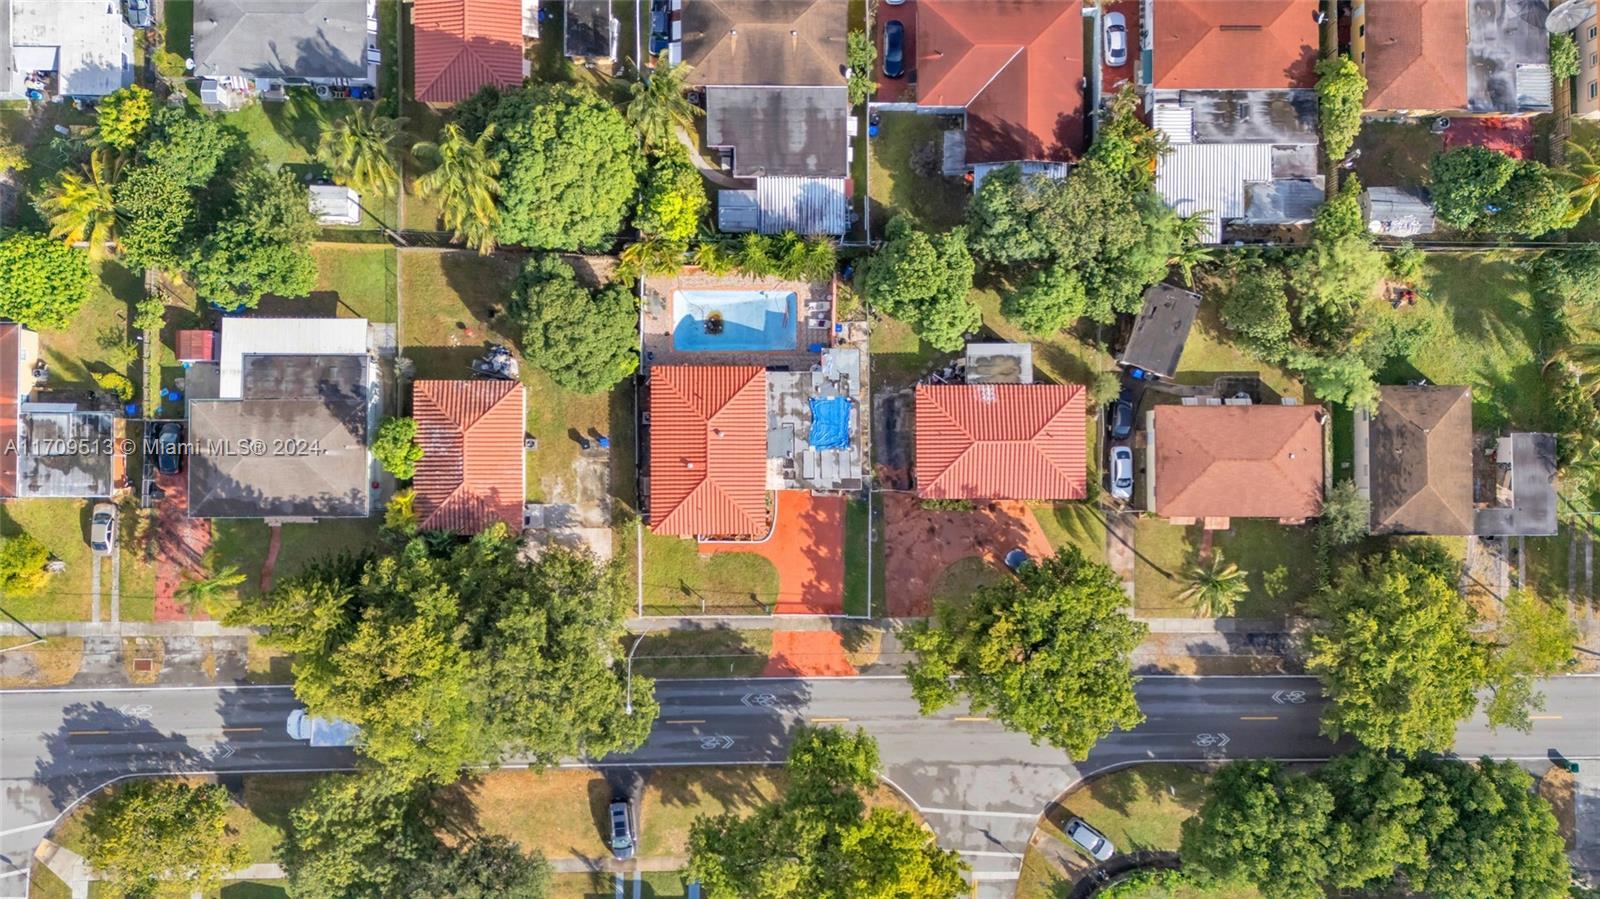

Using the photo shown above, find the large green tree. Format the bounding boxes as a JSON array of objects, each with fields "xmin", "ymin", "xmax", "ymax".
[
  {"xmin": 687, "ymin": 727, "xmax": 967, "ymax": 899},
  {"xmin": 1083, "ymin": 85, "xmax": 1167, "ymax": 190},
  {"xmin": 0, "ymin": 232, "xmax": 93, "ymax": 329},
  {"xmin": 864, "ymin": 215, "xmax": 978, "ymax": 352},
  {"xmin": 188, "ymin": 169, "xmax": 319, "ymax": 310},
  {"xmin": 905, "ymin": 546, "xmax": 1146, "ymax": 756},
  {"xmin": 491, "ymin": 84, "xmax": 642, "ymax": 250},
  {"xmin": 114, "ymin": 163, "xmax": 195, "ymax": 272},
  {"xmin": 1001, "ymin": 263, "xmax": 1086, "ymax": 336},
  {"xmin": 84, "ymin": 780, "xmax": 246, "ymax": 898},
  {"xmin": 509, "ymin": 254, "xmax": 639, "ymax": 393},
  {"xmin": 1314, "ymin": 55, "xmax": 1366, "ymax": 161},
  {"xmin": 38, "ymin": 146, "xmax": 121, "ymax": 259},
  {"xmin": 1308, "ymin": 547, "xmax": 1484, "ymax": 753},
  {"xmin": 281, "ymin": 772, "xmax": 441, "ymax": 898},
  {"xmin": 95, "ymin": 85, "xmax": 153, "ymax": 151},
  {"xmin": 1219, "ymin": 264, "xmax": 1293, "ymax": 359},
  {"xmin": 235, "ymin": 527, "xmax": 654, "ymax": 780},
  {"xmin": 1482, "ymin": 590, "xmax": 1578, "ymax": 730},
  {"xmin": 1432, "ymin": 147, "xmax": 1570, "ymax": 236},
  {"xmin": 636, "ymin": 149, "xmax": 707, "ymax": 243},
  {"xmin": 1181, "ymin": 760, "xmax": 1335, "ymax": 899},
  {"xmin": 413, "ymin": 121, "xmax": 502, "ymax": 253}
]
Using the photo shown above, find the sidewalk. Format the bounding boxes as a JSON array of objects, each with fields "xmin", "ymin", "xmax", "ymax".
[
  {"xmin": 0, "ymin": 621, "xmax": 259, "ymax": 638},
  {"xmin": 34, "ymin": 839, "xmax": 285, "ymax": 898}
]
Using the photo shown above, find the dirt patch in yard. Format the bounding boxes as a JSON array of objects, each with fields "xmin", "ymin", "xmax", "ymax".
[
  {"xmin": 1539, "ymin": 765, "xmax": 1577, "ymax": 849},
  {"xmin": 882, "ymin": 493, "xmax": 1052, "ymax": 617},
  {"xmin": 0, "ymin": 637, "xmax": 83, "ymax": 687}
]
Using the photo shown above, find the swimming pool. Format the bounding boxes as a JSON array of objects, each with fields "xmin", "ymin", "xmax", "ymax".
[{"xmin": 672, "ymin": 289, "xmax": 798, "ymax": 352}]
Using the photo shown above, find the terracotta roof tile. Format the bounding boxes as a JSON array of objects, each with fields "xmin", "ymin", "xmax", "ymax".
[
  {"xmin": 412, "ymin": 379, "xmax": 526, "ymax": 533},
  {"xmin": 648, "ymin": 365, "xmax": 769, "ymax": 537},
  {"xmin": 1153, "ymin": 404, "xmax": 1324, "ymax": 519},
  {"xmin": 1152, "ymin": 0, "xmax": 1319, "ymax": 90},
  {"xmin": 175, "ymin": 329, "xmax": 217, "ymax": 363},
  {"xmin": 916, "ymin": 0, "xmax": 1085, "ymax": 162},
  {"xmin": 914, "ymin": 383, "xmax": 1087, "ymax": 500},
  {"xmin": 1362, "ymin": 0, "xmax": 1469, "ymax": 111},
  {"xmin": 413, "ymin": 0, "xmax": 526, "ymax": 104}
]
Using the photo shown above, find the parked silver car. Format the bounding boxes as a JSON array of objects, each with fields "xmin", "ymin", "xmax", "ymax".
[
  {"xmin": 1110, "ymin": 446, "xmax": 1134, "ymax": 500},
  {"xmin": 1066, "ymin": 816, "xmax": 1115, "ymax": 861},
  {"xmin": 1104, "ymin": 11, "xmax": 1129, "ymax": 68},
  {"xmin": 89, "ymin": 502, "xmax": 117, "ymax": 555}
]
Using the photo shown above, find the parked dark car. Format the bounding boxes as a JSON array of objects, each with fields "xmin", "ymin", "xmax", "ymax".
[
  {"xmin": 609, "ymin": 798, "xmax": 636, "ymax": 860},
  {"xmin": 126, "ymin": 0, "xmax": 153, "ymax": 29},
  {"xmin": 1108, "ymin": 390, "xmax": 1135, "ymax": 441},
  {"xmin": 155, "ymin": 423, "xmax": 183, "ymax": 475},
  {"xmin": 883, "ymin": 21, "xmax": 905, "ymax": 79}
]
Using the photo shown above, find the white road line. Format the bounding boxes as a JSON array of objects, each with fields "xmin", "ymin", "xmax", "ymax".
[
  {"xmin": 0, "ymin": 822, "xmax": 51, "ymax": 838},
  {"xmin": 0, "ymin": 683, "xmax": 294, "ymax": 694},
  {"xmin": 915, "ymin": 807, "xmax": 1039, "ymax": 819}
]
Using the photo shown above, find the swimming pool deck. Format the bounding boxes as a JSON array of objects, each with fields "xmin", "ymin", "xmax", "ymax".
[{"xmin": 642, "ymin": 270, "xmax": 836, "ymax": 370}]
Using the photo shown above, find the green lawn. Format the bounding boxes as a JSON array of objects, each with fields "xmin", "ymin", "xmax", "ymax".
[
  {"xmin": 866, "ymin": 308, "xmax": 950, "ymax": 388},
  {"xmin": 1032, "ymin": 502, "xmax": 1108, "ymax": 564},
  {"xmin": 550, "ymin": 873, "xmax": 694, "ymax": 899},
  {"xmin": 0, "ymin": 102, "xmax": 98, "ymax": 232},
  {"xmin": 164, "ymin": 0, "xmax": 194, "ymax": 58},
  {"xmin": 0, "ymin": 500, "xmax": 154, "ymax": 623},
  {"xmin": 1350, "ymin": 121, "xmax": 1439, "ymax": 190},
  {"xmin": 292, "ymin": 245, "xmax": 397, "ymax": 323},
  {"xmin": 638, "ymin": 529, "xmax": 780, "ymax": 615},
  {"xmin": 929, "ymin": 556, "xmax": 1005, "ymax": 608},
  {"xmin": 218, "ymin": 884, "xmax": 289, "ymax": 899},
  {"xmin": 1376, "ymin": 252, "xmax": 1544, "ymax": 431},
  {"xmin": 842, "ymin": 497, "xmax": 879, "ymax": 616},
  {"xmin": 397, "ymin": 251, "xmax": 637, "ymax": 507},
  {"xmin": 627, "ymin": 628, "xmax": 774, "ymax": 678},
  {"xmin": 1131, "ymin": 518, "xmax": 1318, "ymax": 618},
  {"xmin": 1176, "ymin": 299, "xmax": 1306, "ymax": 402},
  {"xmin": 38, "ymin": 261, "xmax": 143, "ymax": 391},
  {"xmin": 26, "ymin": 865, "xmax": 71, "ymax": 899},
  {"xmin": 210, "ymin": 518, "xmax": 384, "ymax": 600},
  {"xmin": 865, "ymin": 111, "xmax": 969, "ymax": 236}
]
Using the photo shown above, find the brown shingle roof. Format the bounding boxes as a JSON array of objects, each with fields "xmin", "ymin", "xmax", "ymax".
[
  {"xmin": 914, "ymin": 383, "xmax": 1087, "ymax": 500},
  {"xmin": 916, "ymin": 0, "xmax": 1085, "ymax": 161},
  {"xmin": 680, "ymin": 0, "xmax": 846, "ymax": 86},
  {"xmin": 413, "ymin": 0, "xmax": 526, "ymax": 104},
  {"xmin": 1153, "ymin": 404, "xmax": 1325, "ymax": 519},
  {"xmin": 648, "ymin": 365, "xmax": 768, "ymax": 537},
  {"xmin": 1362, "ymin": 0, "xmax": 1469, "ymax": 111},
  {"xmin": 1152, "ymin": 0, "xmax": 1319, "ymax": 90},
  {"xmin": 1369, "ymin": 385, "xmax": 1474, "ymax": 535},
  {"xmin": 412, "ymin": 380, "xmax": 526, "ymax": 533}
]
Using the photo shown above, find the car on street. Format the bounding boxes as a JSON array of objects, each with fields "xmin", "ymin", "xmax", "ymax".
[
  {"xmin": 155, "ymin": 423, "xmax": 183, "ymax": 475},
  {"xmin": 89, "ymin": 502, "xmax": 117, "ymax": 555},
  {"xmin": 1065, "ymin": 816, "xmax": 1116, "ymax": 861},
  {"xmin": 883, "ymin": 21, "xmax": 905, "ymax": 79},
  {"xmin": 1110, "ymin": 446, "xmax": 1134, "ymax": 500},
  {"xmin": 609, "ymin": 798, "xmax": 636, "ymax": 860},
  {"xmin": 1108, "ymin": 389, "xmax": 1135, "ymax": 441},
  {"xmin": 1103, "ymin": 11, "xmax": 1128, "ymax": 68},
  {"xmin": 285, "ymin": 709, "xmax": 361, "ymax": 747}
]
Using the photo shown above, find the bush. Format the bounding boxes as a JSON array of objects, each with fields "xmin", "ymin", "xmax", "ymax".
[
  {"xmin": 1001, "ymin": 263, "xmax": 1086, "ymax": 335},
  {"xmin": 1553, "ymin": 33, "xmax": 1580, "ymax": 81},
  {"xmin": 372, "ymin": 417, "xmax": 424, "ymax": 480},
  {"xmin": 0, "ymin": 234, "xmax": 93, "ymax": 329},
  {"xmin": 1387, "ymin": 241, "xmax": 1425, "ymax": 283},
  {"xmin": 1315, "ymin": 55, "xmax": 1367, "ymax": 161},
  {"xmin": 846, "ymin": 30, "xmax": 877, "ymax": 106},
  {"xmin": 0, "ymin": 532, "xmax": 51, "ymax": 594},
  {"xmin": 92, "ymin": 370, "xmax": 135, "ymax": 402},
  {"xmin": 1220, "ymin": 266, "xmax": 1293, "ymax": 359}
]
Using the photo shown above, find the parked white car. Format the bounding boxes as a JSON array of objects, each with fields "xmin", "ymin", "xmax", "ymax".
[
  {"xmin": 1110, "ymin": 446, "xmax": 1134, "ymax": 500},
  {"xmin": 1066, "ymin": 816, "xmax": 1116, "ymax": 861},
  {"xmin": 1103, "ymin": 11, "xmax": 1129, "ymax": 68}
]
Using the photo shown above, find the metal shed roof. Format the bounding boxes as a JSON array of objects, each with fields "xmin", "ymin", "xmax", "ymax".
[
  {"xmin": 754, "ymin": 176, "xmax": 847, "ymax": 236},
  {"xmin": 1155, "ymin": 143, "xmax": 1274, "ymax": 243}
]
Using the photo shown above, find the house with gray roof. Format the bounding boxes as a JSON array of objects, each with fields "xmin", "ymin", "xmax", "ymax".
[
  {"xmin": 192, "ymin": 0, "xmax": 378, "ymax": 96},
  {"xmin": 708, "ymin": 85, "xmax": 849, "ymax": 235},
  {"xmin": 0, "ymin": 0, "xmax": 134, "ymax": 100}
]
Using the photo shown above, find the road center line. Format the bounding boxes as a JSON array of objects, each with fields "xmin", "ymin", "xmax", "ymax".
[
  {"xmin": 1530, "ymin": 715, "xmax": 1563, "ymax": 720},
  {"xmin": 66, "ymin": 730, "xmax": 109, "ymax": 736},
  {"xmin": 953, "ymin": 716, "xmax": 989, "ymax": 722},
  {"xmin": 1240, "ymin": 716, "xmax": 1278, "ymax": 721},
  {"xmin": 664, "ymin": 719, "xmax": 705, "ymax": 725},
  {"xmin": 809, "ymin": 717, "xmax": 850, "ymax": 723},
  {"xmin": 223, "ymin": 727, "xmax": 263, "ymax": 733}
]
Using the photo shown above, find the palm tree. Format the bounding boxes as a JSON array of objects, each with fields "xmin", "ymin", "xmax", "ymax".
[
  {"xmin": 1169, "ymin": 212, "xmax": 1217, "ymax": 286},
  {"xmin": 39, "ymin": 146, "xmax": 119, "ymax": 259},
  {"xmin": 690, "ymin": 238, "xmax": 735, "ymax": 275},
  {"xmin": 412, "ymin": 122, "xmax": 501, "ymax": 253},
  {"xmin": 1177, "ymin": 550, "xmax": 1249, "ymax": 618},
  {"xmin": 618, "ymin": 236, "xmax": 685, "ymax": 280},
  {"xmin": 1561, "ymin": 140, "xmax": 1600, "ymax": 226},
  {"xmin": 1548, "ymin": 344, "xmax": 1600, "ymax": 398},
  {"xmin": 626, "ymin": 51, "xmax": 702, "ymax": 150},
  {"xmin": 177, "ymin": 564, "xmax": 247, "ymax": 618},
  {"xmin": 317, "ymin": 106, "xmax": 405, "ymax": 198}
]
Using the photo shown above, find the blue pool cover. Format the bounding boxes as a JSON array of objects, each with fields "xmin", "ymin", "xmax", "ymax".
[{"xmin": 809, "ymin": 397, "xmax": 852, "ymax": 449}]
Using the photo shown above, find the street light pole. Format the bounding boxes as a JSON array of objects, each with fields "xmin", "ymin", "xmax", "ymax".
[{"xmin": 624, "ymin": 634, "xmax": 646, "ymax": 715}]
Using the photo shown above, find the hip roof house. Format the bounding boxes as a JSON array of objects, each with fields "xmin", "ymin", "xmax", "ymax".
[
  {"xmin": 914, "ymin": 383, "xmax": 1087, "ymax": 501},
  {"xmin": 413, "ymin": 0, "xmax": 528, "ymax": 104},
  {"xmin": 647, "ymin": 365, "xmax": 769, "ymax": 538},
  {"xmin": 411, "ymin": 379, "xmax": 526, "ymax": 534},
  {"xmin": 1354, "ymin": 0, "xmax": 1552, "ymax": 115},
  {"xmin": 1366, "ymin": 385, "xmax": 1474, "ymax": 535},
  {"xmin": 1148, "ymin": 403, "xmax": 1325, "ymax": 525}
]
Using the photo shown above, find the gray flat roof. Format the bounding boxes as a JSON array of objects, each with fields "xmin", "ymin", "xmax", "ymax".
[
  {"xmin": 193, "ymin": 0, "xmax": 368, "ymax": 80},
  {"xmin": 186, "ymin": 353, "xmax": 371, "ymax": 519},
  {"xmin": 1475, "ymin": 432, "xmax": 1558, "ymax": 537},
  {"xmin": 1467, "ymin": 0, "xmax": 1552, "ymax": 113},
  {"xmin": 565, "ymin": 0, "xmax": 614, "ymax": 58},
  {"xmin": 13, "ymin": 409, "xmax": 114, "ymax": 498},
  {"xmin": 1169, "ymin": 89, "xmax": 1320, "ymax": 145},
  {"xmin": 1118, "ymin": 284, "xmax": 1201, "ymax": 380},
  {"xmin": 706, "ymin": 86, "xmax": 848, "ymax": 178},
  {"xmin": 1242, "ymin": 178, "xmax": 1324, "ymax": 224}
]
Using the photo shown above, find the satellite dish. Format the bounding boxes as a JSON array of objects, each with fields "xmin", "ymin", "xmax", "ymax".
[{"xmin": 1547, "ymin": 0, "xmax": 1597, "ymax": 33}]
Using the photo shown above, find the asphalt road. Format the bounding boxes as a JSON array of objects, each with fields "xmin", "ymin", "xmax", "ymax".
[{"xmin": 2, "ymin": 675, "xmax": 1596, "ymax": 896}]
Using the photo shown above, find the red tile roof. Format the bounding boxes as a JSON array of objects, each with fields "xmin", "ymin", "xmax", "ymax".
[
  {"xmin": 0, "ymin": 324, "xmax": 20, "ymax": 498},
  {"xmin": 649, "ymin": 365, "xmax": 768, "ymax": 537},
  {"xmin": 175, "ymin": 329, "xmax": 216, "ymax": 363},
  {"xmin": 1152, "ymin": 0, "xmax": 1319, "ymax": 90},
  {"xmin": 1153, "ymin": 404, "xmax": 1325, "ymax": 519},
  {"xmin": 413, "ymin": 0, "xmax": 526, "ymax": 105},
  {"xmin": 1362, "ymin": 0, "xmax": 1469, "ymax": 111},
  {"xmin": 916, "ymin": 0, "xmax": 1086, "ymax": 162},
  {"xmin": 914, "ymin": 384, "xmax": 1087, "ymax": 500},
  {"xmin": 412, "ymin": 379, "xmax": 526, "ymax": 533}
]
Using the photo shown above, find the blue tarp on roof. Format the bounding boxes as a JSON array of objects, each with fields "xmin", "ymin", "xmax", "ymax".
[{"xmin": 809, "ymin": 396, "xmax": 852, "ymax": 450}]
